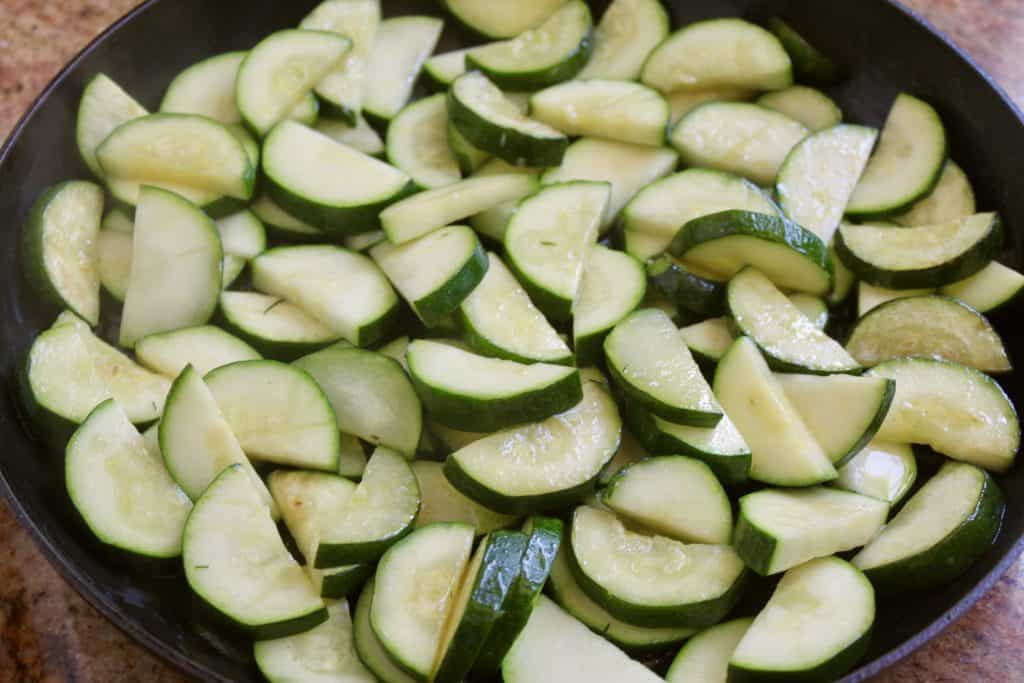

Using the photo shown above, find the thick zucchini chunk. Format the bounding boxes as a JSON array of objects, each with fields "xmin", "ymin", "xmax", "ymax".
[
  {"xmin": 666, "ymin": 618, "xmax": 753, "ymax": 683},
  {"xmin": 836, "ymin": 441, "xmax": 918, "ymax": 505}
]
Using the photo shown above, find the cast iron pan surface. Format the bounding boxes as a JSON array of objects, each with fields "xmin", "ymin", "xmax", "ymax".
[{"xmin": 2, "ymin": 1, "xmax": 1023, "ymax": 681}]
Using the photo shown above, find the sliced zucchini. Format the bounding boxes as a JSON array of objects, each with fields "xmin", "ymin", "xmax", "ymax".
[
  {"xmin": 577, "ymin": 0, "xmax": 669, "ymax": 80},
  {"xmin": 363, "ymin": 16, "xmax": 443, "ymax": 122},
  {"xmin": 183, "ymin": 464, "xmax": 326, "ymax": 639},
  {"xmin": 448, "ymin": 71, "xmax": 568, "ymax": 168},
  {"xmin": 894, "ymin": 161, "xmax": 976, "ymax": 226},
  {"xmin": 412, "ymin": 461, "xmax": 518, "ymax": 533},
  {"xmin": 574, "ymin": 245, "xmax": 647, "ymax": 366},
  {"xmin": 666, "ymin": 618, "xmax": 753, "ymax": 683},
  {"xmin": 424, "ymin": 48, "xmax": 471, "ymax": 89},
  {"xmin": 343, "ymin": 230, "xmax": 386, "ymax": 253},
  {"xmin": 204, "ymin": 359, "xmax": 340, "ymax": 470},
  {"xmin": 219, "ymin": 291, "xmax": 342, "ymax": 360},
  {"xmin": 569, "ymin": 506, "xmax": 745, "ymax": 628},
  {"xmin": 788, "ymin": 293, "xmax": 829, "ymax": 330},
  {"xmin": 97, "ymin": 209, "xmax": 133, "ymax": 300},
  {"xmin": 251, "ymin": 194, "xmax": 323, "ymax": 241},
  {"xmin": 445, "ymin": 378, "xmax": 621, "ymax": 514},
  {"xmin": 316, "ymin": 115, "xmax": 385, "ymax": 156},
  {"xmin": 846, "ymin": 94, "xmax": 947, "ymax": 218},
  {"xmin": 857, "ymin": 282, "xmax": 933, "ymax": 318},
  {"xmin": 135, "ymin": 326, "xmax": 260, "ymax": 378},
  {"xmin": 714, "ymin": 337, "xmax": 836, "ymax": 486},
  {"xmin": 758, "ymin": 86, "xmax": 842, "ymax": 132},
  {"xmin": 447, "ymin": 120, "xmax": 490, "ymax": 175},
  {"xmin": 647, "ymin": 256, "xmax": 726, "ymax": 318},
  {"xmin": 940, "ymin": 261, "xmax": 1024, "ymax": 313},
  {"xmin": 459, "ymin": 252, "xmax": 573, "ymax": 365},
  {"xmin": 407, "ymin": 339, "xmax": 582, "ymax": 432},
  {"xmin": 217, "ymin": 209, "xmax": 266, "ymax": 260},
  {"xmin": 622, "ymin": 169, "xmax": 779, "ymax": 261},
  {"xmin": 504, "ymin": 181, "xmax": 609, "ymax": 320},
  {"xmin": 672, "ymin": 210, "xmax": 832, "ymax": 295},
  {"xmin": 66, "ymin": 400, "xmax": 190, "ymax": 558},
  {"xmin": 442, "ymin": 0, "xmax": 565, "ymax": 39},
  {"xmin": 679, "ymin": 318, "xmax": 734, "ymax": 365},
  {"xmin": 766, "ymin": 17, "xmax": 843, "ymax": 85},
  {"xmin": 642, "ymin": 19, "xmax": 792, "ymax": 93},
  {"xmin": 836, "ymin": 441, "xmax": 917, "ymax": 505},
  {"xmin": 846, "ymin": 295, "xmax": 1011, "ymax": 373},
  {"xmin": 385, "ymin": 95, "xmax": 460, "ymax": 190},
  {"xmin": 293, "ymin": 346, "xmax": 422, "ymax": 457},
  {"xmin": 667, "ymin": 88, "xmax": 755, "ymax": 125},
  {"xmin": 601, "ymin": 456, "xmax": 732, "ymax": 545},
  {"xmin": 468, "ymin": 160, "xmax": 542, "ymax": 242},
  {"xmin": 160, "ymin": 51, "xmax": 246, "ymax": 124},
  {"xmin": 867, "ymin": 357, "xmax": 1020, "ymax": 472},
  {"xmin": 530, "ymin": 81, "xmax": 668, "ymax": 147},
  {"xmin": 727, "ymin": 268, "xmax": 860, "ymax": 374},
  {"xmin": 337, "ymin": 433, "xmax": 369, "ymax": 481},
  {"xmin": 22, "ymin": 180, "xmax": 103, "ymax": 325},
  {"xmin": 671, "ymin": 102, "xmax": 808, "ymax": 186},
  {"xmin": 853, "ymin": 461, "xmax": 1004, "ymax": 592},
  {"xmin": 252, "ymin": 245, "xmax": 399, "ymax": 347},
  {"xmin": 76, "ymin": 73, "xmax": 147, "ymax": 178},
  {"xmin": 830, "ymin": 244, "xmax": 858, "ymax": 305},
  {"xmin": 118, "ymin": 186, "xmax": 222, "ymax": 348},
  {"xmin": 729, "ymin": 557, "xmax": 874, "ymax": 681}
]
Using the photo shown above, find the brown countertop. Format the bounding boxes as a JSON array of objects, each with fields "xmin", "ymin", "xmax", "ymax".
[{"xmin": 2, "ymin": 1, "xmax": 1023, "ymax": 681}]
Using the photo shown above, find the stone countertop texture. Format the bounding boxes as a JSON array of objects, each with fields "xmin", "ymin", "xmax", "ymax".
[{"xmin": 1, "ymin": 0, "xmax": 1023, "ymax": 681}]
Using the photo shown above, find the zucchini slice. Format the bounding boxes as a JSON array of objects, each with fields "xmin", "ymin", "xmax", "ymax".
[
  {"xmin": 467, "ymin": 160, "xmax": 542, "ymax": 239},
  {"xmin": 667, "ymin": 88, "xmax": 755, "ymax": 125},
  {"xmin": 251, "ymin": 194, "xmax": 323, "ymax": 241},
  {"xmin": 204, "ymin": 359, "xmax": 340, "ymax": 470},
  {"xmin": 867, "ymin": 357, "xmax": 1020, "ymax": 472},
  {"xmin": 442, "ymin": 0, "xmax": 565, "ymax": 39},
  {"xmin": 217, "ymin": 209, "xmax": 266, "ymax": 260},
  {"xmin": 118, "ymin": 186, "xmax": 223, "ymax": 348},
  {"xmin": 574, "ymin": 245, "xmax": 647, "ymax": 366},
  {"xmin": 293, "ymin": 346, "xmax": 422, "ymax": 457},
  {"xmin": 647, "ymin": 256, "xmax": 726, "ymax": 318},
  {"xmin": 363, "ymin": 16, "xmax": 443, "ymax": 122},
  {"xmin": 262, "ymin": 120, "xmax": 413, "ymax": 235},
  {"xmin": 252, "ymin": 245, "xmax": 399, "ymax": 347},
  {"xmin": 853, "ymin": 461, "xmax": 1004, "ymax": 593},
  {"xmin": 407, "ymin": 339, "xmax": 582, "ymax": 432},
  {"xmin": 666, "ymin": 617, "xmax": 753, "ymax": 683},
  {"xmin": 467, "ymin": 1, "xmax": 593, "ymax": 91},
  {"xmin": 316, "ymin": 115, "xmax": 385, "ymax": 156},
  {"xmin": 460, "ymin": 252, "xmax": 573, "ymax": 365},
  {"xmin": 447, "ymin": 119, "xmax": 490, "ymax": 175},
  {"xmin": 622, "ymin": 169, "xmax": 779, "ymax": 261},
  {"xmin": 846, "ymin": 295, "xmax": 1011, "ymax": 373},
  {"xmin": 847, "ymin": 94, "xmax": 948, "ymax": 219},
  {"xmin": 642, "ymin": 18, "xmax": 792, "ymax": 93},
  {"xmin": 76, "ymin": 73, "xmax": 148, "ymax": 178},
  {"xmin": 184, "ymin": 464, "xmax": 327, "ymax": 639},
  {"xmin": 940, "ymin": 261, "xmax": 1024, "ymax": 313},
  {"xmin": 679, "ymin": 317, "xmax": 734, "ymax": 365},
  {"xmin": 386, "ymin": 95, "xmax": 461, "ymax": 190},
  {"xmin": 857, "ymin": 281, "xmax": 933, "ymax": 318},
  {"xmin": 219, "ymin": 291, "xmax": 343, "ymax": 360},
  {"xmin": 894, "ymin": 161, "xmax": 976, "ymax": 226},
  {"xmin": 371, "ymin": 523, "xmax": 475, "ymax": 680},
  {"xmin": 66, "ymin": 400, "xmax": 191, "ymax": 559},
  {"xmin": 671, "ymin": 102, "xmax": 808, "ymax": 186},
  {"xmin": 353, "ymin": 579, "xmax": 418, "ymax": 683},
  {"xmin": 714, "ymin": 338, "xmax": 836, "ymax": 486},
  {"xmin": 448, "ymin": 71, "xmax": 568, "ymax": 168},
  {"xmin": 370, "ymin": 225, "xmax": 487, "ymax": 326},
  {"xmin": 836, "ymin": 441, "xmax": 918, "ymax": 505},
  {"xmin": 727, "ymin": 268, "xmax": 860, "ymax": 374},
  {"xmin": 766, "ymin": 18, "xmax": 843, "ymax": 86},
  {"xmin": 758, "ymin": 86, "xmax": 842, "ymax": 132},
  {"xmin": 830, "ymin": 244, "xmax": 858, "ymax": 305},
  {"xmin": 672, "ymin": 210, "xmax": 833, "ymax": 295},
  {"xmin": 22, "ymin": 180, "xmax": 103, "ymax": 325},
  {"xmin": 412, "ymin": 461, "xmax": 519, "ymax": 533},
  {"xmin": 601, "ymin": 456, "xmax": 732, "ymax": 545},
  {"xmin": 343, "ymin": 230, "xmax": 386, "ymax": 253},
  {"xmin": 424, "ymin": 48, "xmax": 471, "ymax": 89},
  {"xmin": 729, "ymin": 557, "xmax": 874, "ymax": 681},
  {"xmin": 577, "ymin": 0, "xmax": 669, "ymax": 81},
  {"xmin": 776, "ymin": 124, "xmax": 877, "ymax": 243},
  {"xmin": 569, "ymin": 506, "xmax": 746, "ymax": 628},
  {"xmin": 504, "ymin": 181, "xmax": 609, "ymax": 321},
  {"xmin": 97, "ymin": 209, "xmax": 133, "ymax": 300},
  {"xmin": 605, "ymin": 309, "xmax": 721, "ymax": 426},
  {"xmin": 160, "ymin": 52, "xmax": 246, "ymax": 124},
  {"xmin": 135, "ymin": 326, "xmax": 260, "ymax": 378},
  {"xmin": 788, "ymin": 293, "xmax": 829, "ymax": 330},
  {"xmin": 530, "ymin": 81, "xmax": 669, "ymax": 147},
  {"xmin": 445, "ymin": 378, "xmax": 621, "ymax": 514},
  {"xmin": 836, "ymin": 213, "xmax": 1001, "ymax": 289}
]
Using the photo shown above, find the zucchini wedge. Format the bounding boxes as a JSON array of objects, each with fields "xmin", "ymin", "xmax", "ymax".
[
  {"xmin": 316, "ymin": 115, "xmax": 385, "ymax": 156},
  {"xmin": 836, "ymin": 441, "xmax": 918, "ymax": 505},
  {"xmin": 97, "ymin": 209, "xmax": 133, "ymax": 301},
  {"xmin": 135, "ymin": 326, "xmax": 260, "ymax": 378},
  {"xmin": 894, "ymin": 160, "xmax": 976, "ymax": 226},
  {"xmin": 789, "ymin": 293, "xmax": 829, "ymax": 330},
  {"xmin": 530, "ymin": 80, "xmax": 669, "ymax": 147},
  {"xmin": 363, "ymin": 16, "xmax": 443, "ymax": 123},
  {"xmin": 574, "ymin": 245, "xmax": 647, "ymax": 366},
  {"xmin": 578, "ymin": 0, "xmax": 669, "ymax": 81},
  {"xmin": 447, "ymin": 119, "xmax": 490, "ymax": 175},
  {"xmin": 353, "ymin": 579, "xmax": 418, "ymax": 683},
  {"xmin": 412, "ymin": 461, "xmax": 519, "ymax": 533},
  {"xmin": 766, "ymin": 18, "xmax": 843, "ymax": 86},
  {"xmin": 679, "ymin": 317, "xmax": 734, "ymax": 365},
  {"xmin": 424, "ymin": 48, "xmax": 471, "ymax": 89},
  {"xmin": 76, "ymin": 73, "xmax": 147, "ymax": 178},
  {"xmin": 667, "ymin": 88, "xmax": 755, "ymax": 125},
  {"xmin": 940, "ymin": 261, "xmax": 1024, "ymax": 313},
  {"xmin": 219, "ymin": 291, "xmax": 343, "ymax": 360},
  {"xmin": 385, "ymin": 94, "xmax": 460, "ymax": 190},
  {"xmin": 442, "ymin": 0, "xmax": 565, "ymax": 39},
  {"xmin": 666, "ymin": 618, "xmax": 753, "ymax": 683},
  {"xmin": 161, "ymin": 51, "xmax": 249, "ymax": 124},
  {"xmin": 251, "ymin": 194, "xmax": 323, "ymax": 242},
  {"xmin": 647, "ymin": 256, "xmax": 726, "ymax": 318},
  {"xmin": 758, "ymin": 86, "xmax": 842, "ymax": 132},
  {"xmin": 857, "ymin": 282, "xmax": 933, "ymax": 318}
]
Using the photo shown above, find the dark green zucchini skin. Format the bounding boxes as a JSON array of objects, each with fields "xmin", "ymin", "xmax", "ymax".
[{"xmin": 647, "ymin": 255, "xmax": 726, "ymax": 318}]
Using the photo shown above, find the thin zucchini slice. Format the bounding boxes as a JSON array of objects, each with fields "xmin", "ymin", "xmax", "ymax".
[
  {"xmin": 459, "ymin": 252, "xmax": 573, "ymax": 365},
  {"xmin": 672, "ymin": 210, "xmax": 832, "ymax": 295},
  {"xmin": 252, "ymin": 245, "xmax": 399, "ymax": 347},
  {"xmin": 251, "ymin": 194, "xmax": 323, "ymax": 241},
  {"xmin": 407, "ymin": 340, "xmax": 582, "ymax": 432},
  {"xmin": 622, "ymin": 169, "xmax": 779, "ymax": 261},
  {"xmin": 894, "ymin": 161, "xmax": 976, "ymax": 226},
  {"xmin": 135, "ymin": 325, "xmax": 260, "ymax": 378},
  {"xmin": 22, "ymin": 180, "xmax": 103, "ymax": 325},
  {"xmin": 293, "ymin": 346, "xmax": 422, "ymax": 457},
  {"xmin": 574, "ymin": 245, "xmax": 647, "ymax": 366},
  {"xmin": 788, "ymin": 293, "xmax": 829, "ymax": 330},
  {"xmin": 217, "ymin": 209, "xmax": 266, "ymax": 261},
  {"xmin": 363, "ymin": 16, "xmax": 443, "ymax": 122},
  {"xmin": 671, "ymin": 102, "xmax": 808, "ymax": 186},
  {"xmin": 219, "ymin": 291, "xmax": 342, "ymax": 360},
  {"xmin": 666, "ymin": 618, "xmax": 753, "ymax": 683},
  {"xmin": 727, "ymin": 268, "xmax": 860, "ymax": 374},
  {"xmin": 504, "ymin": 181, "xmax": 608, "ymax": 321},
  {"xmin": 337, "ymin": 432, "xmax": 369, "ymax": 481},
  {"xmin": 204, "ymin": 359, "xmax": 340, "ymax": 471},
  {"xmin": 847, "ymin": 94, "xmax": 947, "ymax": 218},
  {"xmin": 412, "ymin": 461, "xmax": 519, "ymax": 533},
  {"xmin": 161, "ymin": 52, "xmax": 246, "ymax": 124},
  {"xmin": 940, "ymin": 261, "xmax": 1024, "ymax": 313},
  {"xmin": 97, "ymin": 209, "xmax": 134, "ymax": 300},
  {"xmin": 424, "ymin": 48, "xmax": 471, "ymax": 89},
  {"xmin": 353, "ymin": 579, "xmax": 418, "ymax": 683},
  {"xmin": 853, "ymin": 461, "xmax": 1004, "ymax": 592},
  {"xmin": 448, "ymin": 71, "xmax": 568, "ymax": 168},
  {"xmin": 386, "ymin": 95, "xmax": 460, "ymax": 190},
  {"xmin": 836, "ymin": 441, "xmax": 917, "ymax": 505},
  {"xmin": 578, "ymin": 0, "xmax": 669, "ymax": 80},
  {"xmin": 867, "ymin": 357, "xmax": 1020, "ymax": 472},
  {"xmin": 668, "ymin": 88, "xmax": 755, "ymax": 125},
  {"xmin": 729, "ymin": 557, "xmax": 874, "ymax": 681},
  {"xmin": 714, "ymin": 337, "xmax": 836, "ymax": 486},
  {"xmin": 66, "ymin": 400, "xmax": 191, "ymax": 559},
  {"xmin": 766, "ymin": 18, "xmax": 843, "ymax": 85},
  {"xmin": 183, "ymin": 464, "xmax": 327, "ymax": 639},
  {"xmin": 857, "ymin": 282, "xmax": 933, "ymax": 318},
  {"xmin": 380, "ymin": 174, "xmax": 535, "ymax": 245},
  {"xmin": 647, "ymin": 256, "xmax": 726, "ymax": 318},
  {"xmin": 118, "ymin": 186, "xmax": 222, "ymax": 348},
  {"xmin": 445, "ymin": 378, "xmax": 621, "ymax": 514},
  {"xmin": 316, "ymin": 115, "xmax": 385, "ymax": 156},
  {"xmin": 447, "ymin": 119, "xmax": 490, "ymax": 175},
  {"xmin": 76, "ymin": 73, "xmax": 147, "ymax": 178},
  {"xmin": 758, "ymin": 86, "xmax": 842, "ymax": 132},
  {"xmin": 679, "ymin": 317, "xmax": 734, "ymax": 365},
  {"xmin": 846, "ymin": 295, "xmax": 1011, "ymax": 373},
  {"xmin": 776, "ymin": 124, "xmax": 877, "ymax": 243},
  {"xmin": 442, "ymin": 0, "xmax": 566, "ymax": 39},
  {"xmin": 343, "ymin": 230, "xmax": 386, "ymax": 253},
  {"xmin": 530, "ymin": 81, "xmax": 668, "ymax": 147},
  {"xmin": 371, "ymin": 523, "xmax": 475, "ymax": 680},
  {"xmin": 601, "ymin": 456, "xmax": 732, "ymax": 545},
  {"xmin": 605, "ymin": 309, "xmax": 721, "ymax": 426},
  {"xmin": 642, "ymin": 18, "xmax": 792, "ymax": 93},
  {"xmin": 468, "ymin": 160, "xmax": 541, "ymax": 242},
  {"xmin": 569, "ymin": 506, "xmax": 745, "ymax": 628}
]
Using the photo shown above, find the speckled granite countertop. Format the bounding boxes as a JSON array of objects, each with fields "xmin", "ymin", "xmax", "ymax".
[{"xmin": 2, "ymin": 1, "xmax": 1024, "ymax": 681}]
